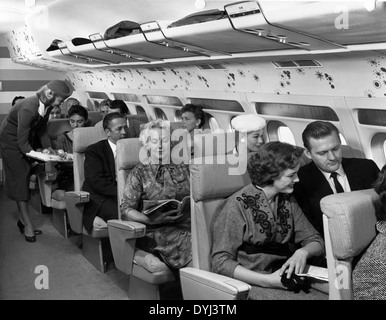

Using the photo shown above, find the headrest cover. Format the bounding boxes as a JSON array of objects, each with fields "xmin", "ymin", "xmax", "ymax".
[
  {"xmin": 231, "ymin": 114, "xmax": 266, "ymax": 132},
  {"xmin": 47, "ymin": 80, "xmax": 72, "ymax": 98}
]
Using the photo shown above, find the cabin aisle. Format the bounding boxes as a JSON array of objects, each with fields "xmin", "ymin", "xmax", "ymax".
[{"xmin": 0, "ymin": 185, "xmax": 129, "ymax": 300}]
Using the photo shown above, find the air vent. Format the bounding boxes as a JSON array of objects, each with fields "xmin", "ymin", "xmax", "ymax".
[
  {"xmin": 146, "ymin": 67, "xmax": 166, "ymax": 72},
  {"xmin": 196, "ymin": 64, "xmax": 226, "ymax": 70},
  {"xmin": 272, "ymin": 60, "xmax": 322, "ymax": 68}
]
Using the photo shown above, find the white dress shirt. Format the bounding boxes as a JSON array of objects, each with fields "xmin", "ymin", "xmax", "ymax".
[{"xmin": 320, "ymin": 165, "xmax": 351, "ymax": 194}]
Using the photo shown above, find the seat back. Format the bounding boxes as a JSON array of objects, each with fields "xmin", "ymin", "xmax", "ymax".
[
  {"xmin": 127, "ymin": 113, "xmax": 149, "ymax": 124},
  {"xmin": 192, "ymin": 131, "xmax": 235, "ymax": 159},
  {"xmin": 72, "ymin": 126, "xmax": 107, "ymax": 192},
  {"xmin": 116, "ymin": 137, "xmax": 143, "ymax": 211},
  {"xmin": 190, "ymin": 154, "xmax": 250, "ymax": 271},
  {"xmin": 47, "ymin": 118, "xmax": 72, "ymax": 149},
  {"xmin": 87, "ymin": 111, "xmax": 103, "ymax": 126},
  {"xmin": 320, "ymin": 188, "xmax": 377, "ymax": 300}
]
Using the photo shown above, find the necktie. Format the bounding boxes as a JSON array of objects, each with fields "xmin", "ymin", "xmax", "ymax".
[{"xmin": 330, "ymin": 172, "xmax": 344, "ymax": 193}]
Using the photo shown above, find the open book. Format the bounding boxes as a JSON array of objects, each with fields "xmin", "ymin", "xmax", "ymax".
[
  {"xmin": 142, "ymin": 195, "xmax": 190, "ymax": 216},
  {"xmin": 296, "ymin": 265, "xmax": 328, "ymax": 282}
]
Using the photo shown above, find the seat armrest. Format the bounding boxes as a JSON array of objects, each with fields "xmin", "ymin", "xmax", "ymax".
[
  {"xmin": 37, "ymin": 172, "xmax": 58, "ymax": 207},
  {"xmin": 107, "ymin": 219, "xmax": 146, "ymax": 274},
  {"xmin": 107, "ymin": 219, "xmax": 146, "ymax": 238},
  {"xmin": 180, "ymin": 267, "xmax": 251, "ymax": 300},
  {"xmin": 64, "ymin": 191, "xmax": 90, "ymax": 234}
]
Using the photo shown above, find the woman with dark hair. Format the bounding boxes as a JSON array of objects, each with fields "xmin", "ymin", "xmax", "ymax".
[
  {"xmin": 353, "ymin": 164, "xmax": 386, "ymax": 300},
  {"xmin": 181, "ymin": 104, "xmax": 205, "ymax": 132},
  {"xmin": 180, "ymin": 104, "xmax": 205, "ymax": 155},
  {"xmin": 54, "ymin": 105, "xmax": 88, "ymax": 190},
  {"xmin": 211, "ymin": 141, "xmax": 325, "ymax": 299},
  {"xmin": 56, "ymin": 104, "xmax": 88, "ymax": 153}
]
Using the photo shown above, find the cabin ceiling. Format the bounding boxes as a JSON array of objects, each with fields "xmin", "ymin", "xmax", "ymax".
[
  {"xmin": 2, "ymin": 0, "xmax": 385, "ymax": 71},
  {"xmin": 0, "ymin": 0, "xmax": 57, "ymax": 35}
]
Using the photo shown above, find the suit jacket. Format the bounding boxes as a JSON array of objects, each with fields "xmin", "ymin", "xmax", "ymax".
[
  {"xmin": 82, "ymin": 139, "xmax": 117, "ymax": 231},
  {"xmin": 293, "ymin": 158, "xmax": 380, "ymax": 235},
  {"xmin": 0, "ymin": 95, "xmax": 52, "ymax": 153}
]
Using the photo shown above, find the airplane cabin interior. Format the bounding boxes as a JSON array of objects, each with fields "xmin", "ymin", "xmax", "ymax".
[{"xmin": 0, "ymin": 0, "xmax": 385, "ymax": 302}]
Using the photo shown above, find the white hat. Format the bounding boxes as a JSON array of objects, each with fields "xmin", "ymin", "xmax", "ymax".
[{"xmin": 231, "ymin": 114, "xmax": 266, "ymax": 132}]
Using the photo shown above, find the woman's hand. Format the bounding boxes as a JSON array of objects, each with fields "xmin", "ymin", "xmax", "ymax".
[
  {"xmin": 267, "ymin": 269, "xmax": 288, "ymax": 290},
  {"xmin": 148, "ymin": 209, "xmax": 182, "ymax": 225},
  {"xmin": 42, "ymin": 147, "xmax": 56, "ymax": 155},
  {"xmin": 57, "ymin": 149, "xmax": 66, "ymax": 158},
  {"xmin": 279, "ymin": 248, "xmax": 308, "ymax": 279}
]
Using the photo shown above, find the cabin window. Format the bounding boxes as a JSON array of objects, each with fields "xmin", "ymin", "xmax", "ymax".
[
  {"xmin": 357, "ymin": 109, "xmax": 386, "ymax": 126},
  {"xmin": 135, "ymin": 105, "xmax": 147, "ymax": 116},
  {"xmin": 267, "ymin": 121, "xmax": 296, "ymax": 145},
  {"xmin": 145, "ymin": 95, "xmax": 183, "ymax": 106},
  {"xmin": 87, "ymin": 91, "xmax": 109, "ymax": 100},
  {"xmin": 339, "ymin": 134, "xmax": 348, "ymax": 146},
  {"xmin": 371, "ymin": 133, "xmax": 386, "ymax": 166},
  {"xmin": 203, "ymin": 112, "xmax": 220, "ymax": 132},
  {"xmin": 277, "ymin": 126, "xmax": 296, "ymax": 145},
  {"xmin": 175, "ymin": 109, "xmax": 182, "ymax": 121},
  {"xmin": 188, "ymin": 98, "xmax": 244, "ymax": 112},
  {"xmin": 229, "ymin": 116, "xmax": 236, "ymax": 130},
  {"xmin": 155, "ymin": 108, "xmax": 168, "ymax": 120},
  {"xmin": 255, "ymin": 103, "xmax": 339, "ymax": 121},
  {"xmin": 111, "ymin": 93, "xmax": 141, "ymax": 103},
  {"xmin": 86, "ymin": 99, "xmax": 98, "ymax": 111}
]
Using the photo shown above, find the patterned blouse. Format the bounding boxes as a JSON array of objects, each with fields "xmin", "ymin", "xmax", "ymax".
[
  {"xmin": 211, "ymin": 183, "xmax": 324, "ymax": 277},
  {"xmin": 353, "ymin": 221, "xmax": 386, "ymax": 300},
  {"xmin": 120, "ymin": 162, "xmax": 192, "ymax": 269}
]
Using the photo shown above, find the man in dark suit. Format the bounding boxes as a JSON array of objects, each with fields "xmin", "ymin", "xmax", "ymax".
[
  {"xmin": 82, "ymin": 113, "xmax": 128, "ymax": 231},
  {"xmin": 293, "ymin": 121, "xmax": 380, "ymax": 236}
]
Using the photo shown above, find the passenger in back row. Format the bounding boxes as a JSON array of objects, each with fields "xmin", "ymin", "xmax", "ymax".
[
  {"xmin": 120, "ymin": 119, "xmax": 192, "ymax": 270},
  {"xmin": 63, "ymin": 97, "xmax": 80, "ymax": 115},
  {"xmin": 95, "ymin": 99, "xmax": 142, "ymax": 138},
  {"xmin": 55, "ymin": 105, "xmax": 89, "ymax": 191},
  {"xmin": 293, "ymin": 121, "xmax": 379, "ymax": 236},
  {"xmin": 180, "ymin": 104, "xmax": 205, "ymax": 155},
  {"xmin": 82, "ymin": 113, "xmax": 128, "ymax": 231},
  {"xmin": 230, "ymin": 113, "xmax": 266, "ymax": 155}
]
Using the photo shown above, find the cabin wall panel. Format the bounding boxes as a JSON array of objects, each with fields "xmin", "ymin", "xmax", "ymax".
[
  {"xmin": 0, "ymin": 35, "xmax": 65, "ymax": 116},
  {"xmin": 344, "ymin": 97, "xmax": 386, "ymax": 169},
  {"xmin": 63, "ymin": 53, "xmax": 386, "ymax": 99}
]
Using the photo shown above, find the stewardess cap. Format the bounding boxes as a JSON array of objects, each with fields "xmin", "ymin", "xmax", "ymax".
[
  {"xmin": 231, "ymin": 114, "xmax": 266, "ymax": 132},
  {"xmin": 47, "ymin": 80, "xmax": 72, "ymax": 98}
]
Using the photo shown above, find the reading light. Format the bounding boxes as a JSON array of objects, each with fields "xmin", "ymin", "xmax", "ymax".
[
  {"xmin": 195, "ymin": 0, "xmax": 206, "ymax": 10},
  {"xmin": 25, "ymin": 0, "xmax": 36, "ymax": 8},
  {"xmin": 364, "ymin": 0, "xmax": 376, "ymax": 12}
]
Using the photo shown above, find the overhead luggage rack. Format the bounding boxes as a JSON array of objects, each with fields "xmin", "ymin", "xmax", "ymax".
[
  {"xmin": 67, "ymin": 37, "xmax": 150, "ymax": 64},
  {"xmin": 94, "ymin": 24, "xmax": 204, "ymax": 61},
  {"xmin": 262, "ymin": 1, "xmax": 386, "ymax": 46},
  {"xmin": 161, "ymin": 7, "xmax": 292, "ymax": 54},
  {"xmin": 141, "ymin": 21, "xmax": 230, "ymax": 57},
  {"xmin": 88, "ymin": 33, "xmax": 157, "ymax": 63},
  {"xmin": 224, "ymin": 1, "xmax": 345, "ymax": 51},
  {"xmin": 47, "ymin": 41, "xmax": 111, "ymax": 66}
]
